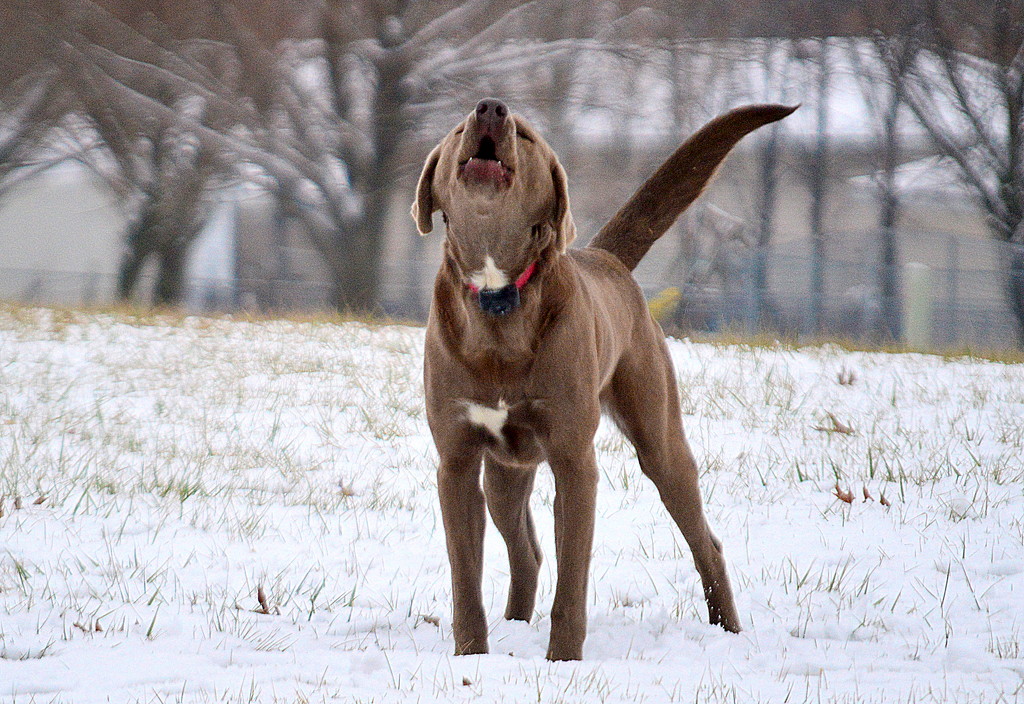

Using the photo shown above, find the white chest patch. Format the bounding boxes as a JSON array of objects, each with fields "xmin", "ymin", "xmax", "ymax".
[
  {"xmin": 469, "ymin": 256, "xmax": 509, "ymax": 291},
  {"xmin": 465, "ymin": 400, "xmax": 508, "ymax": 438}
]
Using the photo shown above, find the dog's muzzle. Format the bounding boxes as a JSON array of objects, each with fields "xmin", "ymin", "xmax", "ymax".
[{"xmin": 478, "ymin": 284, "xmax": 520, "ymax": 317}]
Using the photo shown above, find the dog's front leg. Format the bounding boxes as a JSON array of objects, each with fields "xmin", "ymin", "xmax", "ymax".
[
  {"xmin": 437, "ymin": 449, "xmax": 489, "ymax": 655},
  {"xmin": 545, "ymin": 444, "xmax": 599, "ymax": 661}
]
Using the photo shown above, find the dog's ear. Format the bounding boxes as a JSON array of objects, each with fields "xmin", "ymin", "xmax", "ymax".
[
  {"xmin": 412, "ymin": 144, "xmax": 441, "ymax": 235},
  {"xmin": 550, "ymin": 159, "xmax": 576, "ymax": 253}
]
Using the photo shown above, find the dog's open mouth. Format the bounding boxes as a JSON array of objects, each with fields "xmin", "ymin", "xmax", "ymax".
[{"xmin": 459, "ymin": 136, "xmax": 513, "ymax": 186}]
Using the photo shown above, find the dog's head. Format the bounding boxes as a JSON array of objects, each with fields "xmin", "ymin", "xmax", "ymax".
[{"xmin": 412, "ymin": 99, "xmax": 575, "ymax": 317}]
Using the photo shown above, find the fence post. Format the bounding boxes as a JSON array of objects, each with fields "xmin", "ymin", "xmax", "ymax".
[
  {"xmin": 745, "ymin": 252, "xmax": 758, "ymax": 335},
  {"xmin": 903, "ymin": 262, "xmax": 932, "ymax": 349},
  {"xmin": 945, "ymin": 234, "xmax": 959, "ymax": 347}
]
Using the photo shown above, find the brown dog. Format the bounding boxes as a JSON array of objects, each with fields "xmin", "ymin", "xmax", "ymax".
[{"xmin": 413, "ymin": 99, "xmax": 795, "ymax": 661}]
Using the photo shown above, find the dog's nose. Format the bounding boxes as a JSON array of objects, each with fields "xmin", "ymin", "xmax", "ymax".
[
  {"xmin": 478, "ymin": 283, "xmax": 520, "ymax": 317},
  {"xmin": 475, "ymin": 98, "xmax": 508, "ymax": 135}
]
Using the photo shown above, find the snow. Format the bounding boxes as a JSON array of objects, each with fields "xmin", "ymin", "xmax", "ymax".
[{"xmin": 1, "ymin": 308, "xmax": 1022, "ymax": 703}]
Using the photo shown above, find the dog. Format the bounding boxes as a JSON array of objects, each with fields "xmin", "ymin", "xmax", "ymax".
[{"xmin": 412, "ymin": 98, "xmax": 795, "ymax": 661}]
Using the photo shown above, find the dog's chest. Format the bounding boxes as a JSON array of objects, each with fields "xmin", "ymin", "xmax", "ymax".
[{"xmin": 461, "ymin": 393, "xmax": 547, "ymax": 468}]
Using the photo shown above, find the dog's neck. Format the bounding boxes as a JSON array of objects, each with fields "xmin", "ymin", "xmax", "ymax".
[{"xmin": 433, "ymin": 251, "xmax": 563, "ymax": 377}]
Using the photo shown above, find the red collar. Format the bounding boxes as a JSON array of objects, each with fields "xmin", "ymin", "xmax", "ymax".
[{"xmin": 466, "ymin": 261, "xmax": 537, "ymax": 294}]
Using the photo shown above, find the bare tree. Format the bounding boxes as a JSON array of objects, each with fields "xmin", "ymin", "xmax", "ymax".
[
  {"xmin": 0, "ymin": 74, "xmax": 67, "ymax": 201},
  {"xmin": 51, "ymin": 3, "xmax": 239, "ymax": 304},
  {"xmin": 850, "ymin": 1, "xmax": 931, "ymax": 342},
  {"xmin": 847, "ymin": 37, "xmax": 914, "ymax": 341},
  {"xmin": 94, "ymin": 95, "xmax": 225, "ymax": 304},
  {"xmin": 885, "ymin": 0, "xmax": 1024, "ymax": 342},
  {"xmin": 201, "ymin": 0, "xmax": 588, "ymax": 311},
  {"xmin": 22, "ymin": 0, "xmax": 595, "ymax": 311},
  {"xmin": 788, "ymin": 37, "xmax": 834, "ymax": 336},
  {"xmin": 2, "ymin": 0, "xmax": 241, "ymax": 304},
  {"xmin": 0, "ymin": 4, "xmax": 70, "ymax": 201},
  {"xmin": 750, "ymin": 39, "xmax": 793, "ymax": 330}
]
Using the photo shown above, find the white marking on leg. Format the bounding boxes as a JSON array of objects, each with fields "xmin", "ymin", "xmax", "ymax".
[
  {"xmin": 469, "ymin": 255, "xmax": 508, "ymax": 291},
  {"xmin": 465, "ymin": 400, "xmax": 508, "ymax": 438}
]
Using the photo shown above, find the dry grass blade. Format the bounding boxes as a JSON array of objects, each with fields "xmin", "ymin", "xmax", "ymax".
[
  {"xmin": 815, "ymin": 412, "xmax": 856, "ymax": 435},
  {"xmin": 833, "ymin": 483, "xmax": 855, "ymax": 504},
  {"xmin": 255, "ymin": 585, "xmax": 272, "ymax": 615},
  {"xmin": 837, "ymin": 368, "xmax": 857, "ymax": 385}
]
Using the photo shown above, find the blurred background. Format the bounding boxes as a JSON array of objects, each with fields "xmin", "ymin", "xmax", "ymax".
[{"xmin": 1, "ymin": 0, "xmax": 1023, "ymax": 349}]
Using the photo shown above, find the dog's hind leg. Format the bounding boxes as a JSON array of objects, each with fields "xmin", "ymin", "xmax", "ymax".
[
  {"xmin": 608, "ymin": 336, "xmax": 742, "ymax": 633},
  {"xmin": 484, "ymin": 458, "xmax": 543, "ymax": 622},
  {"xmin": 437, "ymin": 449, "xmax": 490, "ymax": 654}
]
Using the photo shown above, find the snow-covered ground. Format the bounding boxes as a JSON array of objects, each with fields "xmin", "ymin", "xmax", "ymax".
[{"xmin": 1, "ymin": 307, "xmax": 1022, "ymax": 703}]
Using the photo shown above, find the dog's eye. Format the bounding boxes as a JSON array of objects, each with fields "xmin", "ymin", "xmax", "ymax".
[
  {"xmin": 517, "ymin": 132, "xmax": 534, "ymax": 143},
  {"xmin": 455, "ymin": 128, "xmax": 464, "ymax": 135}
]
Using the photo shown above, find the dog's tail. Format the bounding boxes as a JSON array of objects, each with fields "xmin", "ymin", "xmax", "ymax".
[{"xmin": 588, "ymin": 104, "xmax": 797, "ymax": 272}]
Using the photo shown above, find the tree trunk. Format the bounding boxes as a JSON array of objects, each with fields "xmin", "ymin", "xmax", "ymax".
[
  {"xmin": 328, "ymin": 197, "xmax": 390, "ymax": 312},
  {"xmin": 1011, "ymin": 253, "xmax": 1024, "ymax": 346},
  {"xmin": 117, "ymin": 202, "xmax": 198, "ymax": 306},
  {"xmin": 807, "ymin": 40, "xmax": 831, "ymax": 336},
  {"xmin": 878, "ymin": 93, "xmax": 902, "ymax": 342},
  {"xmin": 117, "ymin": 246, "xmax": 147, "ymax": 300},
  {"xmin": 1008, "ymin": 235, "xmax": 1024, "ymax": 346},
  {"xmin": 153, "ymin": 240, "xmax": 190, "ymax": 305},
  {"xmin": 753, "ymin": 122, "xmax": 782, "ymax": 329},
  {"xmin": 750, "ymin": 39, "xmax": 790, "ymax": 332},
  {"xmin": 117, "ymin": 212, "xmax": 157, "ymax": 301},
  {"xmin": 326, "ymin": 50, "xmax": 408, "ymax": 312}
]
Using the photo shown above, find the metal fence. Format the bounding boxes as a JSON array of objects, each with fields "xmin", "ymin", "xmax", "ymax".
[
  {"xmin": 2, "ymin": 239, "xmax": 1022, "ymax": 350},
  {"xmin": 645, "ymin": 259, "xmax": 1021, "ymax": 348},
  {"xmin": 639, "ymin": 240, "xmax": 1023, "ymax": 349}
]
